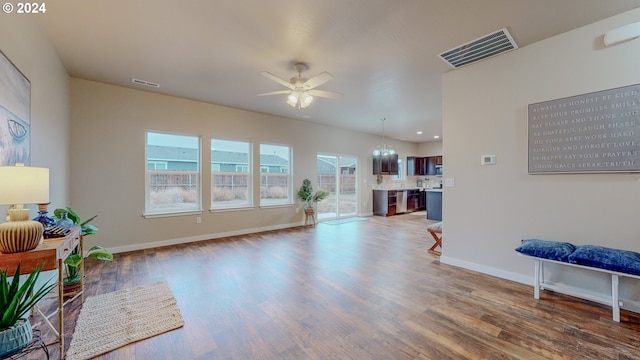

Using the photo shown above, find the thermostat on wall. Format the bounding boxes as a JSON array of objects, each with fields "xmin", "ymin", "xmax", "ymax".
[{"xmin": 481, "ymin": 155, "xmax": 496, "ymax": 165}]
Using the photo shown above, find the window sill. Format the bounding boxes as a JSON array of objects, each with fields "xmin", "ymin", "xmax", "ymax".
[
  {"xmin": 142, "ymin": 210, "xmax": 203, "ymax": 219},
  {"xmin": 259, "ymin": 203, "xmax": 294, "ymax": 209},
  {"xmin": 210, "ymin": 206, "xmax": 255, "ymax": 213}
]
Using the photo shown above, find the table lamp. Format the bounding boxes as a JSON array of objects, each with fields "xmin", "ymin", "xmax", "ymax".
[{"xmin": 0, "ymin": 164, "xmax": 50, "ymax": 253}]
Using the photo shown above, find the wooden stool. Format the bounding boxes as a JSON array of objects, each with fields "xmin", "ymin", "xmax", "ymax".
[
  {"xmin": 427, "ymin": 222, "xmax": 443, "ymax": 255},
  {"xmin": 304, "ymin": 208, "xmax": 316, "ymax": 227}
]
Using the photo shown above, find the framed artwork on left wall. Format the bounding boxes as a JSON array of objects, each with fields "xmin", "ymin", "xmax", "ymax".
[{"xmin": 0, "ymin": 50, "xmax": 31, "ymax": 166}]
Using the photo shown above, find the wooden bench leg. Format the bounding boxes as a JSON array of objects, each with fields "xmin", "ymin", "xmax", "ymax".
[{"xmin": 427, "ymin": 229, "xmax": 442, "ymax": 256}]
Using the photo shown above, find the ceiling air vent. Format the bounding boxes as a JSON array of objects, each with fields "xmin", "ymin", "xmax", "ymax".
[
  {"xmin": 439, "ymin": 28, "xmax": 518, "ymax": 69},
  {"xmin": 131, "ymin": 78, "xmax": 160, "ymax": 88}
]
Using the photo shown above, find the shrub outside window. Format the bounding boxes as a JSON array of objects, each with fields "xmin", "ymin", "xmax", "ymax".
[
  {"xmin": 211, "ymin": 138, "xmax": 252, "ymax": 209},
  {"xmin": 260, "ymin": 143, "xmax": 292, "ymax": 206},
  {"xmin": 145, "ymin": 132, "xmax": 201, "ymax": 216}
]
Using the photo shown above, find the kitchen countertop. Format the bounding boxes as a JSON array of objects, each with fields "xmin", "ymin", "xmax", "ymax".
[{"xmin": 373, "ymin": 188, "xmax": 442, "ymax": 192}]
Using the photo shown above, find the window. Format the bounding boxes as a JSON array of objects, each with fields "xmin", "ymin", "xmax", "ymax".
[
  {"xmin": 211, "ymin": 138, "xmax": 252, "ymax": 209},
  {"xmin": 145, "ymin": 132, "xmax": 201, "ymax": 216},
  {"xmin": 260, "ymin": 143, "xmax": 292, "ymax": 206},
  {"xmin": 392, "ymin": 158, "xmax": 404, "ymax": 181}
]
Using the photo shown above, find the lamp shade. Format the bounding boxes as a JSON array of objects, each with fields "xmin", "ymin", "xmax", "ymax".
[{"xmin": 0, "ymin": 165, "xmax": 49, "ymax": 205}]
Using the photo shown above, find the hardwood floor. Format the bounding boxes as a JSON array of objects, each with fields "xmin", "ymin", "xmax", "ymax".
[{"xmin": 27, "ymin": 214, "xmax": 640, "ymax": 359}]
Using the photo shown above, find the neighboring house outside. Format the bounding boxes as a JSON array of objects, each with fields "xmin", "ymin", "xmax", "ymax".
[
  {"xmin": 147, "ymin": 145, "xmax": 288, "ymax": 173},
  {"xmin": 147, "ymin": 145, "xmax": 291, "ymax": 203}
]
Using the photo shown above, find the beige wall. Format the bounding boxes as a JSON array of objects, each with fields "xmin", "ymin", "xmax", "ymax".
[
  {"xmin": 418, "ymin": 140, "xmax": 442, "ymax": 157},
  {"xmin": 0, "ymin": 16, "xmax": 70, "ymax": 212},
  {"xmin": 70, "ymin": 79, "xmax": 418, "ymax": 252},
  {"xmin": 442, "ymin": 9, "xmax": 640, "ymax": 308}
]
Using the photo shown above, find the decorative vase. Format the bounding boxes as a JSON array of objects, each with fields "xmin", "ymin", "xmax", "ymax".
[
  {"xmin": 33, "ymin": 203, "xmax": 56, "ymax": 229},
  {"xmin": 0, "ymin": 318, "xmax": 33, "ymax": 357},
  {"xmin": 56, "ymin": 210, "xmax": 74, "ymax": 229}
]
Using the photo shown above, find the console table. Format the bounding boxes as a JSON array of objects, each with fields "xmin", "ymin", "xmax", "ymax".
[{"xmin": 0, "ymin": 226, "xmax": 83, "ymax": 358}]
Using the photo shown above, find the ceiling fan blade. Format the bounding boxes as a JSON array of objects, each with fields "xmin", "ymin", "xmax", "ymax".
[
  {"xmin": 307, "ymin": 89, "xmax": 343, "ymax": 98},
  {"xmin": 257, "ymin": 90, "xmax": 292, "ymax": 96},
  {"xmin": 303, "ymin": 71, "xmax": 333, "ymax": 90},
  {"xmin": 261, "ymin": 71, "xmax": 295, "ymax": 90}
]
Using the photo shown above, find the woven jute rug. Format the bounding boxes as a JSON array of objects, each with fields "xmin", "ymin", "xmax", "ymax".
[{"xmin": 66, "ymin": 281, "xmax": 184, "ymax": 360}]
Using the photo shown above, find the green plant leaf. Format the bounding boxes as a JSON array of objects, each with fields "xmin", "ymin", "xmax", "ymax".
[
  {"xmin": 63, "ymin": 275, "xmax": 81, "ymax": 284},
  {"xmin": 53, "ymin": 208, "xmax": 65, "ymax": 219},
  {"xmin": 65, "ymin": 207, "xmax": 80, "ymax": 225},
  {"xmin": 64, "ymin": 254, "xmax": 83, "ymax": 267},
  {"xmin": 86, "ymin": 246, "xmax": 113, "ymax": 261},
  {"xmin": 0, "ymin": 264, "xmax": 55, "ymax": 330},
  {"xmin": 80, "ymin": 215, "xmax": 98, "ymax": 227},
  {"xmin": 82, "ymin": 224, "xmax": 98, "ymax": 236}
]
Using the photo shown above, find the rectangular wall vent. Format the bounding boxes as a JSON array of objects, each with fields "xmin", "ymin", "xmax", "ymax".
[
  {"xmin": 132, "ymin": 78, "xmax": 160, "ymax": 88},
  {"xmin": 439, "ymin": 28, "xmax": 518, "ymax": 69}
]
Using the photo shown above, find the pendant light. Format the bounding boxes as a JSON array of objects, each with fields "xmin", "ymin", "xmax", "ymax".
[{"xmin": 372, "ymin": 118, "xmax": 395, "ymax": 156}]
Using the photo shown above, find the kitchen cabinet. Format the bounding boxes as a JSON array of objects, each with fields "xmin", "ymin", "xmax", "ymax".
[
  {"xmin": 374, "ymin": 189, "xmax": 424, "ymax": 216},
  {"xmin": 418, "ymin": 190, "xmax": 426, "ymax": 209},
  {"xmin": 426, "ymin": 190, "xmax": 442, "ymax": 221},
  {"xmin": 406, "ymin": 156, "xmax": 427, "ymax": 176},
  {"xmin": 426, "ymin": 156, "xmax": 443, "ymax": 175},
  {"xmin": 407, "ymin": 156, "xmax": 442, "ymax": 176},
  {"xmin": 373, "ymin": 153, "xmax": 398, "ymax": 175},
  {"xmin": 406, "ymin": 189, "xmax": 424, "ymax": 212},
  {"xmin": 373, "ymin": 190, "xmax": 396, "ymax": 216}
]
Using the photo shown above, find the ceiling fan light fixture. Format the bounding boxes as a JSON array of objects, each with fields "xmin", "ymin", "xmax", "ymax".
[
  {"xmin": 286, "ymin": 91, "xmax": 314, "ymax": 109},
  {"xmin": 259, "ymin": 62, "xmax": 341, "ymax": 110},
  {"xmin": 301, "ymin": 93, "xmax": 313, "ymax": 106},
  {"xmin": 286, "ymin": 92, "xmax": 299, "ymax": 107}
]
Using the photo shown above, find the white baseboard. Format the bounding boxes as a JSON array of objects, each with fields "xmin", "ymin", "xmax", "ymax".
[
  {"xmin": 108, "ymin": 221, "xmax": 303, "ymax": 254},
  {"xmin": 439, "ymin": 255, "xmax": 640, "ymax": 315},
  {"xmin": 439, "ymin": 255, "xmax": 531, "ymax": 285}
]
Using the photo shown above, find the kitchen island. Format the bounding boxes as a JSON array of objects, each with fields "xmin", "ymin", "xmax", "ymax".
[{"xmin": 425, "ymin": 189, "xmax": 442, "ymax": 221}]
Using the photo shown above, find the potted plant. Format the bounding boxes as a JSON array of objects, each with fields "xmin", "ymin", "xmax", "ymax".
[
  {"xmin": 53, "ymin": 207, "xmax": 113, "ymax": 296},
  {"xmin": 296, "ymin": 179, "xmax": 329, "ymax": 226},
  {"xmin": 0, "ymin": 264, "xmax": 56, "ymax": 357}
]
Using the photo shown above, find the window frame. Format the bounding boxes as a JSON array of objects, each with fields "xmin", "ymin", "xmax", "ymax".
[
  {"xmin": 210, "ymin": 137, "xmax": 253, "ymax": 211},
  {"xmin": 259, "ymin": 143, "xmax": 293, "ymax": 207},
  {"xmin": 144, "ymin": 131, "xmax": 203, "ymax": 218},
  {"xmin": 392, "ymin": 157, "xmax": 405, "ymax": 181}
]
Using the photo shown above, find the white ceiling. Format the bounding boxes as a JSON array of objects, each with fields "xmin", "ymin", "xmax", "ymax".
[{"xmin": 37, "ymin": 0, "xmax": 640, "ymax": 143}]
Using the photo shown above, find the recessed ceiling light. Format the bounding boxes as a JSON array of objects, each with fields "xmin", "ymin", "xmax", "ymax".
[
  {"xmin": 416, "ymin": 131, "xmax": 423, "ymax": 135},
  {"xmin": 434, "ymin": 135, "xmax": 440, "ymax": 139}
]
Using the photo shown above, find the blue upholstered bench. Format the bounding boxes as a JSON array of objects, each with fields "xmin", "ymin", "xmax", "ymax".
[{"xmin": 516, "ymin": 239, "xmax": 640, "ymax": 322}]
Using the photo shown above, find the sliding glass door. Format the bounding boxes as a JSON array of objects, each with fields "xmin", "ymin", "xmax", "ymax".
[{"xmin": 317, "ymin": 154, "xmax": 358, "ymax": 220}]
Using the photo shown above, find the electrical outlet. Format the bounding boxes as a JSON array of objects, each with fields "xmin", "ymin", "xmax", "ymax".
[
  {"xmin": 196, "ymin": 216, "xmax": 202, "ymax": 224},
  {"xmin": 295, "ymin": 207, "xmax": 300, "ymax": 213}
]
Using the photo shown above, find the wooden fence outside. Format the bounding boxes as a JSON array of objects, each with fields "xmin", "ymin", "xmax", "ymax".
[{"xmin": 317, "ymin": 174, "xmax": 356, "ymax": 193}]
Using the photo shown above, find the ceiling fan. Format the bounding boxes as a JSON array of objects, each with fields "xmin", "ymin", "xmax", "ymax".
[{"xmin": 257, "ymin": 62, "xmax": 343, "ymax": 109}]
